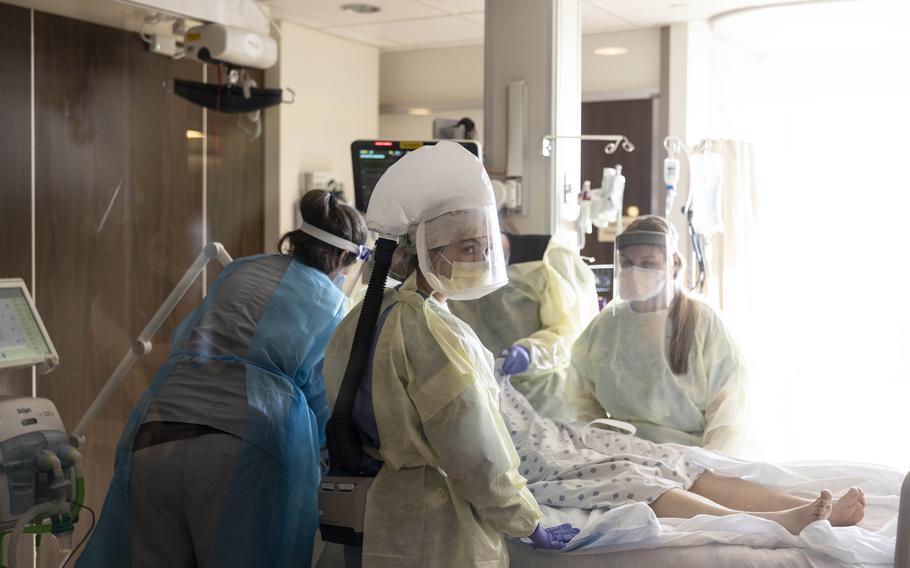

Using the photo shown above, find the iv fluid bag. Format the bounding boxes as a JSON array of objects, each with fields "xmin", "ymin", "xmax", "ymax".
[
  {"xmin": 591, "ymin": 166, "xmax": 625, "ymax": 229},
  {"xmin": 688, "ymin": 152, "xmax": 724, "ymax": 235}
]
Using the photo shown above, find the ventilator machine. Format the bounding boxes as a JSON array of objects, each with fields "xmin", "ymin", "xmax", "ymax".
[{"xmin": 0, "ymin": 278, "xmax": 84, "ymax": 568}]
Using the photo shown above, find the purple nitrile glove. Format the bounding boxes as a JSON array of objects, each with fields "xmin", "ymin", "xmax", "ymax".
[
  {"xmin": 500, "ymin": 345, "xmax": 530, "ymax": 375},
  {"xmin": 528, "ymin": 523, "xmax": 579, "ymax": 549}
]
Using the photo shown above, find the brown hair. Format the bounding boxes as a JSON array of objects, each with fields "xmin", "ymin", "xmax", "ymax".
[
  {"xmin": 623, "ymin": 215, "xmax": 697, "ymax": 375},
  {"xmin": 278, "ymin": 190, "xmax": 368, "ymax": 275}
]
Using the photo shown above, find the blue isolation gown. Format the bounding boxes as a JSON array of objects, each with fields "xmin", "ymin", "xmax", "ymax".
[{"xmin": 78, "ymin": 254, "xmax": 345, "ymax": 567}]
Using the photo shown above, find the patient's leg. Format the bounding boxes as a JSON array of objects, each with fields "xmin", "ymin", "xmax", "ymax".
[
  {"xmin": 689, "ymin": 470, "xmax": 808, "ymax": 511},
  {"xmin": 688, "ymin": 471, "xmax": 864, "ymax": 526},
  {"xmin": 650, "ymin": 487, "xmax": 832, "ymax": 535}
]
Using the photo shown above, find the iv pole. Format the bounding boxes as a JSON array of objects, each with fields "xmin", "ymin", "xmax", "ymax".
[{"xmin": 69, "ymin": 242, "xmax": 233, "ymax": 447}]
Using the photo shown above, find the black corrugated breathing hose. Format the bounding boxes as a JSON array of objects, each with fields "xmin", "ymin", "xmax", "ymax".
[{"xmin": 326, "ymin": 237, "xmax": 397, "ymax": 475}]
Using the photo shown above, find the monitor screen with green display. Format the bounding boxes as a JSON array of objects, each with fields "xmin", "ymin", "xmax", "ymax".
[{"xmin": 0, "ymin": 279, "xmax": 57, "ymax": 371}]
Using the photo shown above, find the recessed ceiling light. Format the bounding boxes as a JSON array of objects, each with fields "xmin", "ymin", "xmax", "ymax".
[
  {"xmin": 341, "ymin": 3, "xmax": 381, "ymax": 14},
  {"xmin": 407, "ymin": 107, "xmax": 432, "ymax": 116},
  {"xmin": 594, "ymin": 46, "xmax": 628, "ymax": 56},
  {"xmin": 185, "ymin": 129, "xmax": 204, "ymax": 139}
]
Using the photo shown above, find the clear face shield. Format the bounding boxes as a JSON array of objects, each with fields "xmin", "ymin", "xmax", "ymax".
[
  {"xmin": 416, "ymin": 204, "xmax": 508, "ymax": 301},
  {"xmin": 613, "ymin": 231, "xmax": 676, "ymax": 310}
]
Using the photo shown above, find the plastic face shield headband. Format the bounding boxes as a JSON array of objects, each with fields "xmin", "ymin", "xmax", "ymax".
[{"xmin": 298, "ymin": 221, "xmax": 371, "ymax": 261}]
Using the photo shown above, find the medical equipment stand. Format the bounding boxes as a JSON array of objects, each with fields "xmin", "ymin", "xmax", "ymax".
[
  {"xmin": 896, "ymin": 470, "xmax": 910, "ymax": 567},
  {"xmin": 69, "ymin": 242, "xmax": 233, "ymax": 447}
]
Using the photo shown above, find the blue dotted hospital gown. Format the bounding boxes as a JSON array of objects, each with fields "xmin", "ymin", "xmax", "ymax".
[{"xmin": 499, "ymin": 379, "xmax": 705, "ymax": 510}]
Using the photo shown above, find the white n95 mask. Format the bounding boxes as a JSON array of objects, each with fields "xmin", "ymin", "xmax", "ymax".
[{"xmin": 619, "ymin": 267, "xmax": 667, "ymax": 302}]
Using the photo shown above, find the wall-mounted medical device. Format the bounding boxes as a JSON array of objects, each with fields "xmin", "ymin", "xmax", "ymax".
[
  {"xmin": 501, "ymin": 81, "xmax": 528, "ymax": 214},
  {"xmin": 350, "ymin": 140, "xmax": 482, "ymax": 212},
  {"xmin": 183, "ymin": 24, "xmax": 277, "ymax": 69},
  {"xmin": 139, "ymin": 13, "xmax": 291, "ymax": 135},
  {"xmin": 172, "ymin": 23, "xmax": 285, "ymax": 117}
]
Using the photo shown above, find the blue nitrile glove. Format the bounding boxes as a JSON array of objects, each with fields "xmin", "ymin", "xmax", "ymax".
[
  {"xmin": 500, "ymin": 345, "xmax": 531, "ymax": 375},
  {"xmin": 528, "ymin": 523, "xmax": 580, "ymax": 549}
]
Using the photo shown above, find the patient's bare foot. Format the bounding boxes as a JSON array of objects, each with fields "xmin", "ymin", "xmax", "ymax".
[
  {"xmin": 762, "ymin": 490, "xmax": 832, "ymax": 535},
  {"xmin": 830, "ymin": 488, "xmax": 865, "ymax": 526}
]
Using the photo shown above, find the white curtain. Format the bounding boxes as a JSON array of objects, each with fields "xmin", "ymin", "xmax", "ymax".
[
  {"xmin": 707, "ymin": 1, "xmax": 910, "ymax": 470},
  {"xmin": 701, "ymin": 140, "xmax": 760, "ymax": 337}
]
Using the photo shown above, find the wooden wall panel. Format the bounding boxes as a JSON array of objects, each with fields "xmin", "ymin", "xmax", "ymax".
[
  {"xmin": 581, "ymin": 98, "xmax": 654, "ymax": 217},
  {"xmin": 0, "ymin": 4, "xmax": 35, "ymax": 396},
  {"xmin": 206, "ymin": 67, "xmax": 266, "ymax": 280},
  {"xmin": 33, "ymin": 12, "xmax": 204, "ymax": 561},
  {"xmin": 0, "ymin": 5, "xmax": 265, "ymax": 563},
  {"xmin": 581, "ymin": 98, "xmax": 654, "ymax": 266}
]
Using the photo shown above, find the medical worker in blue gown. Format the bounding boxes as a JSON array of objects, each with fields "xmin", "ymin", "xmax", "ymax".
[{"xmin": 78, "ymin": 190, "xmax": 368, "ymax": 568}]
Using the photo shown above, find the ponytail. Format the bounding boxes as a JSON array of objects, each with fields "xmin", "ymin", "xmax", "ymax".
[
  {"xmin": 668, "ymin": 291, "xmax": 698, "ymax": 374},
  {"xmin": 278, "ymin": 190, "xmax": 368, "ymax": 275}
]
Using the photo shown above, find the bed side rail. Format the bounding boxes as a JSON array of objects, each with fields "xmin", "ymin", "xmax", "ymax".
[{"xmin": 897, "ymin": 469, "xmax": 910, "ymax": 567}]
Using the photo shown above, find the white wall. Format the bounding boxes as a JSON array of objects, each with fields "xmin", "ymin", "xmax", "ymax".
[
  {"xmin": 378, "ymin": 45, "xmax": 484, "ymax": 140},
  {"xmin": 380, "ymin": 45, "xmax": 484, "ymax": 109},
  {"xmin": 582, "ymin": 28, "xmax": 661, "ymax": 98},
  {"xmin": 378, "ymin": 28, "xmax": 660, "ymax": 140},
  {"xmin": 265, "ymin": 21, "xmax": 379, "ymax": 241},
  {"xmin": 378, "ymin": 109, "xmax": 484, "ymax": 143}
]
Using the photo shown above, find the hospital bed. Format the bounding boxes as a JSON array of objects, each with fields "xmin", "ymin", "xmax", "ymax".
[
  {"xmin": 505, "ymin": 464, "xmax": 910, "ymax": 568},
  {"xmin": 316, "ymin": 466, "xmax": 907, "ymax": 568},
  {"xmin": 508, "ymin": 542, "xmax": 840, "ymax": 568},
  {"xmin": 318, "ymin": 541, "xmax": 833, "ymax": 567}
]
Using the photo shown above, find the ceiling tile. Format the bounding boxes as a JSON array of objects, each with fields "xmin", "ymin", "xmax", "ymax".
[
  {"xmin": 328, "ymin": 26, "xmax": 405, "ymax": 48},
  {"xmin": 588, "ymin": 0, "xmax": 796, "ymax": 27},
  {"xmin": 417, "ymin": 0, "xmax": 484, "ymax": 14},
  {"xmin": 340, "ymin": 15, "xmax": 483, "ymax": 47},
  {"xmin": 270, "ymin": 5, "xmax": 333, "ymax": 29},
  {"xmin": 581, "ymin": 2, "xmax": 634, "ymax": 33},
  {"xmin": 264, "ymin": 0, "xmax": 446, "ymax": 27}
]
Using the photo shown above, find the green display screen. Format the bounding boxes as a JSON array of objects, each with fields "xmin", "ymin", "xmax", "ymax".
[{"xmin": 0, "ymin": 287, "xmax": 52, "ymax": 366}]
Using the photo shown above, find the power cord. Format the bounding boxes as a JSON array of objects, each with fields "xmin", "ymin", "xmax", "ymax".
[{"xmin": 59, "ymin": 501, "xmax": 96, "ymax": 568}]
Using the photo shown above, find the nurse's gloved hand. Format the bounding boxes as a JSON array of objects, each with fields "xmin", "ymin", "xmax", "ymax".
[
  {"xmin": 500, "ymin": 345, "xmax": 530, "ymax": 375},
  {"xmin": 528, "ymin": 523, "xmax": 580, "ymax": 549}
]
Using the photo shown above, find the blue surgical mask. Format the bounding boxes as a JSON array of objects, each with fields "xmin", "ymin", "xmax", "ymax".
[{"xmin": 333, "ymin": 274, "xmax": 346, "ymax": 290}]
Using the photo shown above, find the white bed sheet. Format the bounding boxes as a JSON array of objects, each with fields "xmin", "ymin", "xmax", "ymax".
[{"xmin": 512, "ymin": 448, "xmax": 901, "ymax": 567}]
